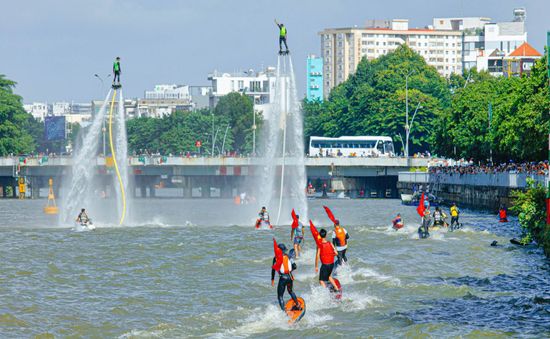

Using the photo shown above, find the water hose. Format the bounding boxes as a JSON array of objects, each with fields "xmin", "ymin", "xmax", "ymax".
[{"xmin": 108, "ymin": 90, "xmax": 126, "ymax": 225}]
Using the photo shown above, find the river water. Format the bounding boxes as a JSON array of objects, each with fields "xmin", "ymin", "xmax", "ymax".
[{"xmin": 0, "ymin": 199, "xmax": 548, "ymax": 338}]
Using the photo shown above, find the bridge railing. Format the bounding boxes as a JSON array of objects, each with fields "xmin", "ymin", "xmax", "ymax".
[{"xmin": 399, "ymin": 171, "xmax": 547, "ymax": 188}]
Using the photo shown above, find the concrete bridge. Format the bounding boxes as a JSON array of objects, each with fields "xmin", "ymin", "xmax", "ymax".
[{"xmin": 0, "ymin": 156, "xmax": 431, "ymax": 199}]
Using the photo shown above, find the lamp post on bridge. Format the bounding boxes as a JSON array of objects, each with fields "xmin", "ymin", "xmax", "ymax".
[
  {"xmin": 94, "ymin": 73, "xmax": 111, "ymax": 156},
  {"xmin": 404, "ymin": 69, "xmax": 416, "ymax": 158}
]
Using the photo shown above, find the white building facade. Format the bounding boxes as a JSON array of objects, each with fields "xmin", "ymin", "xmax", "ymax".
[{"xmin": 208, "ymin": 67, "xmax": 277, "ymax": 118}]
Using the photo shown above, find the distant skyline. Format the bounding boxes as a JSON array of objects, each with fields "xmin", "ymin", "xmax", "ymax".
[{"xmin": 1, "ymin": 0, "xmax": 548, "ymax": 103}]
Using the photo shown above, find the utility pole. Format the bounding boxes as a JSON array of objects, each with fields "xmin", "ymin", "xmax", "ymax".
[
  {"xmin": 94, "ymin": 73, "xmax": 110, "ymax": 156},
  {"xmin": 488, "ymin": 102, "xmax": 493, "ymax": 164},
  {"xmin": 404, "ymin": 70, "xmax": 415, "ymax": 158}
]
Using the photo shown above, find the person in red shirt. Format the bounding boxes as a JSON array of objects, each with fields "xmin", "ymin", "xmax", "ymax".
[{"xmin": 315, "ymin": 229, "xmax": 340, "ymax": 291}]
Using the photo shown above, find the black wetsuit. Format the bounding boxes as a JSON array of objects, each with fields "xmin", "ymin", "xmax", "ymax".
[
  {"xmin": 332, "ymin": 231, "xmax": 349, "ymax": 269},
  {"xmin": 271, "ymin": 256, "xmax": 298, "ymax": 310}
]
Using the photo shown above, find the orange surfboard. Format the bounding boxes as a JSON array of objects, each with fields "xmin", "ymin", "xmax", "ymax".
[{"xmin": 284, "ymin": 297, "xmax": 306, "ymax": 324}]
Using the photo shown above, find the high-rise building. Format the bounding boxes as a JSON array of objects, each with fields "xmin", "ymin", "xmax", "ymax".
[
  {"xmin": 306, "ymin": 55, "xmax": 323, "ymax": 101},
  {"xmin": 319, "ymin": 8, "xmax": 530, "ymax": 97},
  {"xmin": 320, "ymin": 19, "xmax": 462, "ymax": 97}
]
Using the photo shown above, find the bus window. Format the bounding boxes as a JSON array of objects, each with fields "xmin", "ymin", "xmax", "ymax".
[
  {"xmin": 377, "ymin": 141, "xmax": 385, "ymax": 154},
  {"xmin": 384, "ymin": 141, "xmax": 394, "ymax": 155}
]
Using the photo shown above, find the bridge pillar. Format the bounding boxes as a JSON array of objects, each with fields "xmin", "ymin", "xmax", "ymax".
[
  {"xmin": 201, "ymin": 182, "xmax": 210, "ymax": 198},
  {"xmin": 12, "ymin": 184, "xmax": 17, "ymax": 198},
  {"xmin": 183, "ymin": 177, "xmax": 192, "ymax": 198},
  {"xmin": 149, "ymin": 184, "xmax": 156, "ymax": 198},
  {"xmin": 30, "ymin": 177, "xmax": 40, "ymax": 199},
  {"xmin": 140, "ymin": 184, "xmax": 147, "ymax": 198}
]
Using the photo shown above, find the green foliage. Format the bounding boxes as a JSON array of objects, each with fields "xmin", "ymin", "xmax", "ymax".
[
  {"xmin": 213, "ymin": 92, "xmax": 261, "ymax": 153},
  {"xmin": 511, "ymin": 178, "xmax": 550, "ymax": 253},
  {"xmin": 126, "ymin": 98, "xmax": 262, "ymax": 155},
  {"xmin": 303, "ymin": 45, "xmax": 450, "ymax": 155},
  {"xmin": 434, "ymin": 55, "xmax": 550, "ymax": 162},
  {"xmin": 0, "ymin": 74, "xmax": 36, "ymax": 155}
]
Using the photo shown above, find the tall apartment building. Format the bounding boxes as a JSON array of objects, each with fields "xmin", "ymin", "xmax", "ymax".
[
  {"xmin": 306, "ymin": 55, "xmax": 323, "ymax": 101},
  {"xmin": 320, "ymin": 19, "xmax": 462, "ymax": 97}
]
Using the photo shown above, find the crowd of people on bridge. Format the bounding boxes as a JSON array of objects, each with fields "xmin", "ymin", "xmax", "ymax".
[{"xmin": 429, "ymin": 160, "xmax": 549, "ymax": 176}]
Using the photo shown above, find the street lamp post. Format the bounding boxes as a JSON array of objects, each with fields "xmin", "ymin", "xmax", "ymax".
[
  {"xmin": 404, "ymin": 70, "xmax": 416, "ymax": 158},
  {"xmin": 221, "ymin": 124, "xmax": 231, "ymax": 155},
  {"xmin": 405, "ymin": 102, "xmax": 422, "ymax": 158},
  {"xmin": 252, "ymin": 111, "xmax": 256, "ymax": 156},
  {"xmin": 94, "ymin": 73, "xmax": 111, "ymax": 156}
]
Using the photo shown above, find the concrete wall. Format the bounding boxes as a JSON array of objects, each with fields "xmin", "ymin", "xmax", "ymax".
[{"xmin": 398, "ymin": 172, "xmax": 547, "ymax": 211}]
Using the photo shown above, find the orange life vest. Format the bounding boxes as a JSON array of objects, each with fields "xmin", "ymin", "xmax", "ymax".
[
  {"xmin": 279, "ymin": 255, "xmax": 291, "ymax": 274},
  {"xmin": 319, "ymin": 241, "xmax": 335, "ymax": 265},
  {"xmin": 334, "ymin": 226, "xmax": 347, "ymax": 247}
]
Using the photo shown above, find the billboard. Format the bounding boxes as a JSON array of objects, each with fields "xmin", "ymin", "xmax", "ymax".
[{"xmin": 45, "ymin": 116, "xmax": 66, "ymax": 141}]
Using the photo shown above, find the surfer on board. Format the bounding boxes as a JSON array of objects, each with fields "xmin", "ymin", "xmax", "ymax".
[
  {"xmin": 271, "ymin": 242, "xmax": 301, "ymax": 311},
  {"xmin": 76, "ymin": 208, "xmax": 91, "ymax": 225},
  {"xmin": 332, "ymin": 220, "xmax": 349, "ymax": 269},
  {"xmin": 315, "ymin": 229, "xmax": 340, "ymax": 291},
  {"xmin": 392, "ymin": 213, "xmax": 404, "ymax": 230},
  {"xmin": 290, "ymin": 211, "xmax": 304, "ymax": 258},
  {"xmin": 256, "ymin": 206, "xmax": 270, "ymax": 228}
]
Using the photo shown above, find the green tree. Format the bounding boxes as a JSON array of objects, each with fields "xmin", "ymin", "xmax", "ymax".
[
  {"xmin": 0, "ymin": 75, "xmax": 36, "ymax": 155},
  {"xmin": 213, "ymin": 92, "xmax": 261, "ymax": 153},
  {"xmin": 303, "ymin": 45, "xmax": 450, "ymax": 155}
]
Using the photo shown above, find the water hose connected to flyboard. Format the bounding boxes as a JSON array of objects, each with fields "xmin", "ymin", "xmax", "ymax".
[{"xmin": 108, "ymin": 90, "xmax": 126, "ymax": 225}]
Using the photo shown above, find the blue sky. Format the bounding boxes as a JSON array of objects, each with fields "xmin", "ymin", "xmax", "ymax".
[{"xmin": 1, "ymin": 0, "xmax": 547, "ymax": 102}]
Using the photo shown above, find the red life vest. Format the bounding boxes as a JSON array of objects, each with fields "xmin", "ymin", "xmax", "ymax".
[
  {"xmin": 319, "ymin": 241, "xmax": 335, "ymax": 264},
  {"xmin": 279, "ymin": 255, "xmax": 291, "ymax": 274},
  {"xmin": 499, "ymin": 209, "xmax": 507, "ymax": 220},
  {"xmin": 334, "ymin": 226, "xmax": 347, "ymax": 247}
]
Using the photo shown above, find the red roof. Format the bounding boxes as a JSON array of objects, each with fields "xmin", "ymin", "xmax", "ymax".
[{"xmin": 509, "ymin": 42, "xmax": 542, "ymax": 57}]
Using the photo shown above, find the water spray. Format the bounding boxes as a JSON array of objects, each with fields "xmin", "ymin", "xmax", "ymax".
[{"xmin": 108, "ymin": 90, "xmax": 127, "ymax": 225}]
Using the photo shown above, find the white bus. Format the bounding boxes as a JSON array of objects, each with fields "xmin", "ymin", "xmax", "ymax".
[{"xmin": 309, "ymin": 136, "xmax": 395, "ymax": 157}]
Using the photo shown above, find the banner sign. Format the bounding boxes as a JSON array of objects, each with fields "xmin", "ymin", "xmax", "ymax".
[{"xmin": 45, "ymin": 116, "xmax": 66, "ymax": 141}]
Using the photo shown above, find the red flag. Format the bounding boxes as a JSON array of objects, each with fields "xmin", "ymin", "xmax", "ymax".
[
  {"xmin": 323, "ymin": 205, "xmax": 337, "ymax": 224},
  {"xmin": 309, "ymin": 220, "xmax": 322, "ymax": 247},
  {"xmin": 416, "ymin": 193, "xmax": 426, "ymax": 217},
  {"xmin": 272, "ymin": 238, "xmax": 283, "ymax": 271},
  {"xmin": 291, "ymin": 209, "xmax": 299, "ymax": 229}
]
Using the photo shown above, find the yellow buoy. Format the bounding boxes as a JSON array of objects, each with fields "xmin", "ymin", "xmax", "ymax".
[{"xmin": 44, "ymin": 177, "xmax": 59, "ymax": 214}]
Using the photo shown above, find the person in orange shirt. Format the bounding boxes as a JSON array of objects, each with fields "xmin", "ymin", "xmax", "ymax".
[
  {"xmin": 315, "ymin": 229, "xmax": 340, "ymax": 291},
  {"xmin": 332, "ymin": 220, "xmax": 349, "ymax": 268}
]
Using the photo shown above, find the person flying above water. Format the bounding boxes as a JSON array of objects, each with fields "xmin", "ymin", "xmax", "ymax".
[
  {"xmin": 76, "ymin": 208, "xmax": 91, "ymax": 225},
  {"xmin": 271, "ymin": 243, "xmax": 301, "ymax": 311},
  {"xmin": 332, "ymin": 219, "xmax": 349, "ymax": 268},
  {"xmin": 315, "ymin": 228, "xmax": 340, "ymax": 291},
  {"xmin": 274, "ymin": 19, "xmax": 289, "ymax": 54},
  {"xmin": 290, "ymin": 214, "xmax": 305, "ymax": 258},
  {"xmin": 432, "ymin": 207, "xmax": 448, "ymax": 227},
  {"xmin": 113, "ymin": 57, "xmax": 121, "ymax": 86}
]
